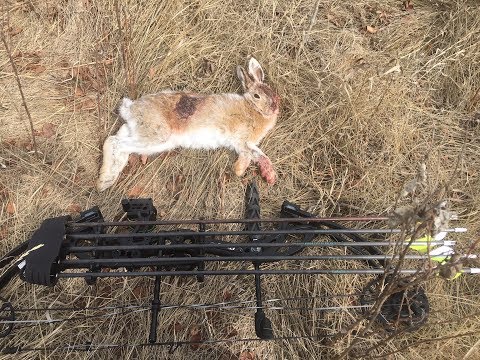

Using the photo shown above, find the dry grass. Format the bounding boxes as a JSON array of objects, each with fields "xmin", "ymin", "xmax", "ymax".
[{"xmin": 1, "ymin": 0, "xmax": 480, "ymax": 359}]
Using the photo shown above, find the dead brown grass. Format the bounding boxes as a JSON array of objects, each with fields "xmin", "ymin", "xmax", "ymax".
[{"xmin": 1, "ymin": 0, "xmax": 480, "ymax": 359}]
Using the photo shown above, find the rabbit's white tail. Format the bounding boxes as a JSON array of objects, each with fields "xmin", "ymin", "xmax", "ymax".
[{"xmin": 118, "ymin": 97, "xmax": 134, "ymax": 123}]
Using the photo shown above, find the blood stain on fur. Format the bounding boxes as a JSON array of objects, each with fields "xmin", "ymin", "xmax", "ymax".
[
  {"xmin": 258, "ymin": 84, "xmax": 280, "ymax": 112},
  {"xmin": 175, "ymin": 94, "xmax": 203, "ymax": 119},
  {"xmin": 257, "ymin": 156, "xmax": 276, "ymax": 184}
]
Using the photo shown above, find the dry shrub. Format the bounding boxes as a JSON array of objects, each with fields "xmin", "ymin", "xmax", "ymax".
[{"xmin": 1, "ymin": 0, "xmax": 479, "ymax": 359}]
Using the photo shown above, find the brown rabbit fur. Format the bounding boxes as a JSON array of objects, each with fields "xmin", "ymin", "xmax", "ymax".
[{"xmin": 97, "ymin": 57, "xmax": 280, "ymax": 191}]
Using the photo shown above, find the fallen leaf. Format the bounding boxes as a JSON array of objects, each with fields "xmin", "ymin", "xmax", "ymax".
[
  {"xmin": 376, "ymin": 10, "xmax": 389, "ymax": 24},
  {"xmin": 404, "ymin": 0, "xmax": 414, "ymax": 11},
  {"xmin": 74, "ymin": 87, "xmax": 85, "ymax": 97},
  {"xmin": 72, "ymin": 171, "xmax": 85, "ymax": 185},
  {"xmin": 66, "ymin": 203, "xmax": 82, "ymax": 213},
  {"xmin": 54, "ymin": 59, "xmax": 72, "ymax": 79},
  {"xmin": 127, "ymin": 185, "xmax": 144, "ymax": 197},
  {"xmin": 220, "ymin": 172, "xmax": 231, "ymax": 184},
  {"xmin": 166, "ymin": 174, "xmax": 185, "ymax": 199},
  {"xmin": 88, "ymin": 77, "xmax": 104, "ymax": 92},
  {"xmin": 327, "ymin": 14, "xmax": 343, "ymax": 27},
  {"xmin": 189, "ymin": 326, "xmax": 202, "ymax": 350},
  {"xmin": 140, "ymin": 154, "xmax": 148, "ymax": 165},
  {"xmin": 0, "ymin": 225, "xmax": 7, "ymax": 239},
  {"xmin": 148, "ymin": 66, "xmax": 157, "ymax": 79},
  {"xmin": 241, "ymin": 177, "xmax": 250, "ymax": 186},
  {"xmin": 41, "ymin": 123, "xmax": 56, "ymax": 138},
  {"xmin": 196, "ymin": 58, "xmax": 215, "ymax": 77},
  {"xmin": 204, "ymin": 309, "xmax": 224, "ymax": 330},
  {"xmin": 96, "ymin": 284, "xmax": 113, "ymax": 298},
  {"xmin": 173, "ymin": 322, "xmax": 184, "ymax": 332},
  {"xmin": 25, "ymin": 63, "xmax": 46, "ymax": 74},
  {"xmin": 8, "ymin": 26, "xmax": 23, "ymax": 37},
  {"xmin": 6, "ymin": 201, "xmax": 16, "ymax": 214},
  {"xmin": 16, "ymin": 139, "xmax": 33, "ymax": 151},
  {"xmin": 58, "ymin": 59, "xmax": 70, "ymax": 68},
  {"xmin": 71, "ymin": 64, "xmax": 106, "ymax": 92},
  {"xmin": 72, "ymin": 296, "xmax": 87, "ymax": 309},
  {"xmin": 223, "ymin": 290, "xmax": 233, "ymax": 301},
  {"xmin": 327, "ymin": 14, "xmax": 337, "ymax": 26},
  {"xmin": 128, "ymin": 154, "xmax": 140, "ymax": 167},
  {"xmin": 132, "ymin": 286, "xmax": 146, "ymax": 298},
  {"xmin": 226, "ymin": 328, "xmax": 238, "ymax": 338},
  {"xmin": 72, "ymin": 66, "xmax": 93, "ymax": 81},
  {"xmin": 80, "ymin": 0, "xmax": 92, "ymax": 8},
  {"xmin": 12, "ymin": 51, "xmax": 41, "ymax": 61},
  {"xmin": 366, "ymin": 25, "xmax": 378, "ymax": 34},
  {"xmin": 78, "ymin": 98, "xmax": 96, "ymax": 110},
  {"xmin": 239, "ymin": 350, "xmax": 255, "ymax": 360},
  {"xmin": 23, "ymin": 141, "xmax": 34, "ymax": 151}
]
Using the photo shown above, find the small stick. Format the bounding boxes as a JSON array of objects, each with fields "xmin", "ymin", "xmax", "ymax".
[
  {"xmin": 114, "ymin": 0, "xmax": 136, "ymax": 99},
  {"xmin": 94, "ymin": 45, "xmax": 103, "ymax": 146},
  {"xmin": 0, "ymin": 18, "xmax": 38, "ymax": 155}
]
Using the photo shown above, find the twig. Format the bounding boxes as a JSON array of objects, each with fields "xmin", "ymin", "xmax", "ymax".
[
  {"xmin": 467, "ymin": 86, "xmax": 480, "ymax": 112},
  {"xmin": 94, "ymin": 46, "xmax": 103, "ymax": 146},
  {"xmin": 463, "ymin": 336, "xmax": 480, "ymax": 359},
  {"xmin": 299, "ymin": 0, "xmax": 321, "ymax": 57},
  {"xmin": 59, "ymin": 58, "xmax": 114, "ymax": 69},
  {"xmin": 1, "ymin": 15, "xmax": 38, "ymax": 155},
  {"xmin": 114, "ymin": 0, "xmax": 136, "ymax": 99}
]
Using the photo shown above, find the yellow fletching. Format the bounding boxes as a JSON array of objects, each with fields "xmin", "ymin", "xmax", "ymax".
[
  {"xmin": 448, "ymin": 272, "xmax": 462, "ymax": 280},
  {"xmin": 409, "ymin": 235, "xmax": 433, "ymax": 253}
]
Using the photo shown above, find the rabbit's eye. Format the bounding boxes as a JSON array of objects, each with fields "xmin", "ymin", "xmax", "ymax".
[{"xmin": 253, "ymin": 93, "xmax": 260, "ymax": 99}]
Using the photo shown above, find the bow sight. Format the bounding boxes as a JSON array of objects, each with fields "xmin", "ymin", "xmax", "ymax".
[{"xmin": 0, "ymin": 182, "xmax": 474, "ymax": 353}]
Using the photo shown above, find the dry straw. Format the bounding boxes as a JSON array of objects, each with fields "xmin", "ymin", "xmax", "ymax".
[{"xmin": 1, "ymin": 0, "xmax": 479, "ymax": 359}]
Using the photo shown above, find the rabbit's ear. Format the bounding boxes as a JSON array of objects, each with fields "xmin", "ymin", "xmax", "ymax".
[
  {"xmin": 248, "ymin": 57, "xmax": 264, "ymax": 83},
  {"xmin": 237, "ymin": 65, "xmax": 253, "ymax": 90}
]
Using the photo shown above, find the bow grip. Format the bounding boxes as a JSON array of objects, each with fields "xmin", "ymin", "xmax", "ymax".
[{"xmin": 23, "ymin": 216, "xmax": 70, "ymax": 286}]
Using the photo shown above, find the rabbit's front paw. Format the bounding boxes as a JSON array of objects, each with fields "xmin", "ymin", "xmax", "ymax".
[
  {"xmin": 233, "ymin": 155, "xmax": 252, "ymax": 177},
  {"xmin": 257, "ymin": 156, "xmax": 276, "ymax": 185}
]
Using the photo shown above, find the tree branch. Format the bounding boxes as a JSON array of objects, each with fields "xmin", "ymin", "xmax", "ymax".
[{"xmin": 1, "ymin": 16, "xmax": 38, "ymax": 155}]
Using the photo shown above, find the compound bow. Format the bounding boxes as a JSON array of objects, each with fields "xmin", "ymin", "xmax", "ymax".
[{"xmin": 0, "ymin": 182, "xmax": 475, "ymax": 354}]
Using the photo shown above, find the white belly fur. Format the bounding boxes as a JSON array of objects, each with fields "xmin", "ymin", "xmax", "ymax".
[
  {"xmin": 172, "ymin": 128, "xmax": 235, "ymax": 149},
  {"xmin": 120, "ymin": 128, "xmax": 237, "ymax": 155}
]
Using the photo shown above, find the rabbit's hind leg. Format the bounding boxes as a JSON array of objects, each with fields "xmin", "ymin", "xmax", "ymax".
[{"xmin": 97, "ymin": 125, "xmax": 131, "ymax": 192}]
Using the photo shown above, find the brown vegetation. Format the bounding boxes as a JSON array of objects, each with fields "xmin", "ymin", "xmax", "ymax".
[{"xmin": 1, "ymin": 0, "xmax": 479, "ymax": 359}]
